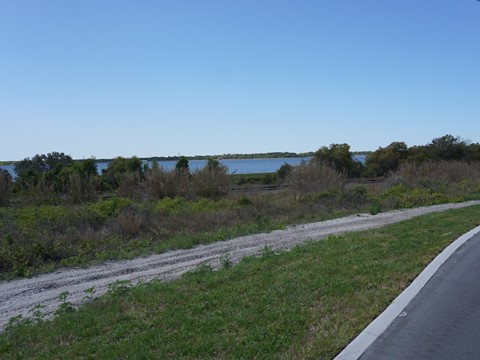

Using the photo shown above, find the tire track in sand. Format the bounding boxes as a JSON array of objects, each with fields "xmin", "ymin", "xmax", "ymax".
[{"xmin": 1, "ymin": 201, "xmax": 479, "ymax": 330}]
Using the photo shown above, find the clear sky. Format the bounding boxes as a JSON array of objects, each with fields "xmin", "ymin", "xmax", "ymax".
[{"xmin": 1, "ymin": 1, "xmax": 479, "ymax": 160}]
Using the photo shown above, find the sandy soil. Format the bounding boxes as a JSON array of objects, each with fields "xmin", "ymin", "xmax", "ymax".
[{"xmin": 1, "ymin": 201, "xmax": 479, "ymax": 330}]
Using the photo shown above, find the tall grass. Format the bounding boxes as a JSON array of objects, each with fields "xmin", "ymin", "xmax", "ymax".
[{"xmin": 389, "ymin": 160, "xmax": 480, "ymax": 187}]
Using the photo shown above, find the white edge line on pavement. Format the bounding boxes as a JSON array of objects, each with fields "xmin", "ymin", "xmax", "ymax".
[{"xmin": 334, "ymin": 224, "xmax": 480, "ymax": 360}]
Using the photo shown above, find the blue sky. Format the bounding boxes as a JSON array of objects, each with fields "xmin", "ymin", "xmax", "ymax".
[{"xmin": 1, "ymin": 1, "xmax": 479, "ymax": 160}]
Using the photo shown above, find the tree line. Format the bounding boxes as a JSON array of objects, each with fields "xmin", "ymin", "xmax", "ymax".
[
  {"xmin": 1, "ymin": 134, "xmax": 479, "ymax": 206},
  {"xmin": 312, "ymin": 134, "xmax": 480, "ymax": 178}
]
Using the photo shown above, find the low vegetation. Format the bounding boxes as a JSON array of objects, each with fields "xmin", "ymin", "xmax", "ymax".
[
  {"xmin": 1, "ymin": 135, "xmax": 480, "ymax": 279},
  {"xmin": 1, "ymin": 206, "xmax": 479, "ymax": 359},
  {"xmin": 0, "ymin": 170, "xmax": 13, "ymax": 207},
  {"xmin": 0, "ymin": 134, "xmax": 479, "ymax": 357}
]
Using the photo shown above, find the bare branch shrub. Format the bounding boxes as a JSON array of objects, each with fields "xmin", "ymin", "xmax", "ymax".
[
  {"xmin": 67, "ymin": 173, "xmax": 98, "ymax": 204},
  {"xmin": 145, "ymin": 167, "xmax": 180, "ymax": 199},
  {"xmin": 117, "ymin": 172, "xmax": 144, "ymax": 200},
  {"xmin": 388, "ymin": 161, "xmax": 480, "ymax": 188},
  {"xmin": 35, "ymin": 176, "xmax": 59, "ymax": 204},
  {"xmin": 191, "ymin": 162, "xmax": 230, "ymax": 199},
  {"xmin": 288, "ymin": 161, "xmax": 346, "ymax": 193}
]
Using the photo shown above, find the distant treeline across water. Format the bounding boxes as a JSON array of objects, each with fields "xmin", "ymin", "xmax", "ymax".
[{"xmin": 1, "ymin": 155, "xmax": 367, "ymax": 178}]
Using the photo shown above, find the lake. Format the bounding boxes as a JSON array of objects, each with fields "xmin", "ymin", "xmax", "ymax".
[{"xmin": 1, "ymin": 155, "xmax": 366, "ymax": 178}]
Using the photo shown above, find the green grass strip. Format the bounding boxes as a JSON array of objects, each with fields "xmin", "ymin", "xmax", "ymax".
[{"xmin": 1, "ymin": 205, "xmax": 479, "ymax": 359}]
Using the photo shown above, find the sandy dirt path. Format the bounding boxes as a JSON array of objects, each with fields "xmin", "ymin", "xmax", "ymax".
[{"xmin": 1, "ymin": 201, "xmax": 479, "ymax": 330}]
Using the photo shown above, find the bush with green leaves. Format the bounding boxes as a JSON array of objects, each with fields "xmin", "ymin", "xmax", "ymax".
[
  {"xmin": 0, "ymin": 169, "xmax": 13, "ymax": 206},
  {"xmin": 314, "ymin": 143, "xmax": 362, "ymax": 177},
  {"xmin": 85, "ymin": 197, "xmax": 133, "ymax": 223},
  {"xmin": 377, "ymin": 185, "xmax": 453, "ymax": 209},
  {"xmin": 103, "ymin": 156, "xmax": 144, "ymax": 188},
  {"xmin": 175, "ymin": 156, "xmax": 189, "ymax": 172},
  {"xmin": 364, "ymin": 142, "xmax": 408, "ymax": 177},
  {"xmin": 14, "ymin": 152, "xmax": 73, "ymax": 192},
  {"xmin": 277, "ymin": 163, "xmax": 293, "ymax": 180}
]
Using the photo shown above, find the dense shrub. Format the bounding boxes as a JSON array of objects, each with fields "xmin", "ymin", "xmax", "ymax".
[
  {"xmin": 387, "ymin": 161, "xmax": 480, "ymax": 189},
  {"xmin": 117, "ymin": 172, "xmax": 145, "ymax": 200},
  {"xmin": 175, "ymin": 156, "xmax": 189, "ymax": 172},
  {"xmin": 364, "ymin": 142, "xmax": 409, "ymax": 177},
  {"xmin": 377, "ymin": 185, "xmax": 453, "ymax": 208},
  {"xmin": 314, "ymin": 143, "xmax": 362, "ymax": 177},
  {"xmin": 14, "ymin": 152, "xmax": 73, "ymax": 191},
  {"xmin": 425, "ymin": 135, "xmax": 470, "ymax": 161},
  {"xmin": 288, "ymin": 161, "xmax": 346, "ymax": 193},
  {"xmin": 145, "ymin": 166, "xmax": 179, "ymax": 199},
  {"xmin": 86, "ymin": 197, "xmax": 133, "ymax": 223},
  {"xmin": 146, "ymin": 160, "xmax": 229, "ymax": 200},
  {"xmin": 191, "ymin": 159, "xmax": 229, "ymax": 199},
  {"xmin": 67, "ymin": 173, "xmax": 99, "ymax": 204},
  {"xmin": 0, "ymin": 170, "xmax": 12, "ymax": 206},
  {"xmin": 277, "ymin": 163, "xmax": 293, "ymax": 180},
  {"xmin": 103, "ymin": 157, "xmax": 144, "ymax": 188}
]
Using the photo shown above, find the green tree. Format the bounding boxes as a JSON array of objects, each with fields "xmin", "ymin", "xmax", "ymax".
[
  {"xmin": 71, "ymin": 158, "xmax": 98, "ymax": 177},
  {"xmin": 50, "ymin": 159, "xmax": 100, "ymax": 203},
  {"xmin": 314, "ymin": 143, "xmax": 360, "ymax": 177},
  {"xmin": 466, "ymin": 143, "xmax": 480, "ymax": 161},
  {"xmin": 364, "ymin": 142, "xmax": 408, "ymax": 177},
  {"xmin": 426, "ymin": 135, "xmax": 469, "ymax": 161},
  {"xmin": 15, "ymin": 152, "xmax": 73, "ymax": 175},
  {"xmin": 175, "ymin": 156, "xmax": 189, "ymax": 172},
  {"xmin": 405, "ymin": 145, "xmax": 429, "ymax": 163},
  {"xmin": 277, "ymin": 163, "xmax": 293, "ymax": 180},
  {"xmin": 103, "ymin": 157, "xmax": 144, "ymax": 188},
  {"xmin": 14, "ymin": 152, "xmax": 73, "ymax": 191}
]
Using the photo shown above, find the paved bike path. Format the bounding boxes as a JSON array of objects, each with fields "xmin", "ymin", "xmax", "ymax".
[{"xmin": 338, "ymin": 227, "xmax": 480, "ymax": 359}]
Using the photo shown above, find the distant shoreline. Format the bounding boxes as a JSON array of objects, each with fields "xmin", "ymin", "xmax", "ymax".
[{"xmin": 1, "ymin": 151, "xmax": 372, "ymax": 165}]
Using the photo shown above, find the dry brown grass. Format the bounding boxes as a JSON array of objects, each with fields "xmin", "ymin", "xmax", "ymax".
[
  {"xmin": 117, "ymin": 172, "xmax": 145, "ymax": 200},
  {"xmin": 388, "ymin": 161, "xmax": 480, "ymax": 188},
  {"xmin": 116, "ymin": 207, "xmax": 145, "ymax": 237}
]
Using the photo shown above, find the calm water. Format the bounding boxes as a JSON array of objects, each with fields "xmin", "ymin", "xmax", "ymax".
[
  {"xmin": 1, "ymin": 155, "xmax": 366, "ymax": 178},
  {"xmin": 95, "ymin": 157, "xmax": 312, "ymax": 175}
]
